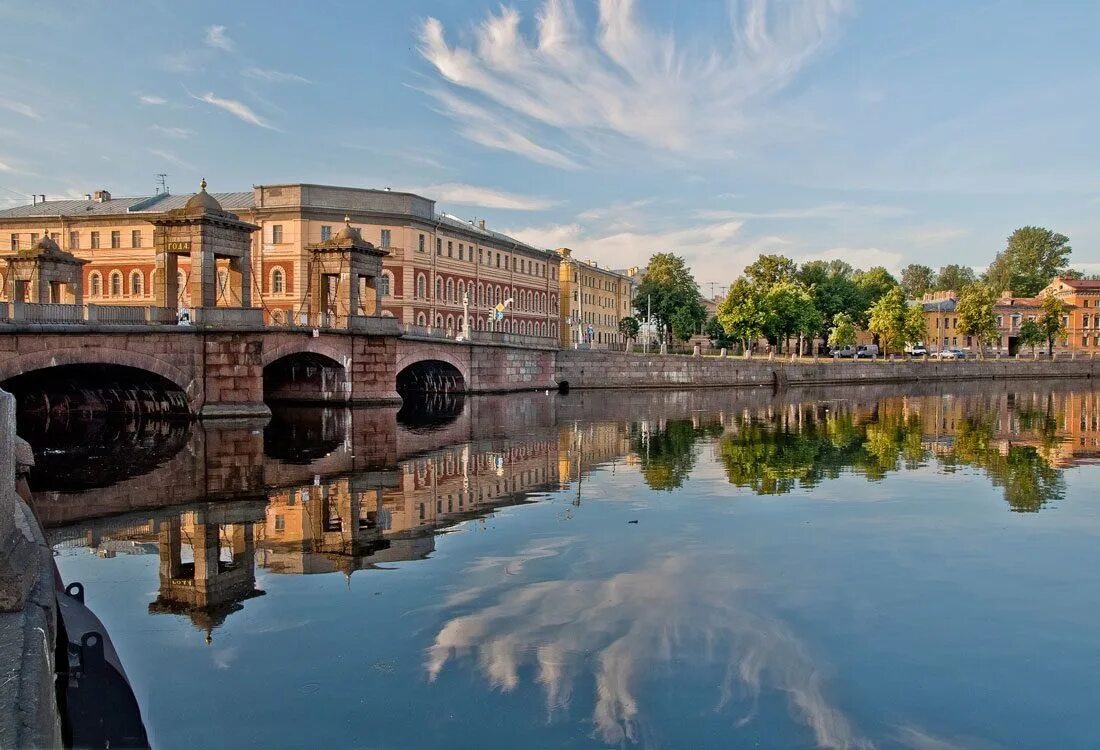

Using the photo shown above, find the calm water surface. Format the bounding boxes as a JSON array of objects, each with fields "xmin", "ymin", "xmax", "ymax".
[{"xmin": 37, "ymin": 383, "xmax": 1100, "ymax": 749}]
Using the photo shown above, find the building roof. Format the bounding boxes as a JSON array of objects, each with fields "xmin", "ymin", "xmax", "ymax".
[
  {"xmin": 0, "ymin": 192, "xmax": 252, "ymax": 218},
  {"xmin": 921, "ymin": 298, "xmax": 957, "ymax": 312},
  {"xmin": 1056, "ymin": 277, "xmax": 1100, "ymax": 289}
]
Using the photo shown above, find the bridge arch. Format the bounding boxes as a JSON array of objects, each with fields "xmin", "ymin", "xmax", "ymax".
[
  {"xmin": 0, "ymin": 346, "xmax": 198, "ymax": 412},
  {"xmin": 394, "ymin": 349, "xmax": 469, "ymax": 389}
]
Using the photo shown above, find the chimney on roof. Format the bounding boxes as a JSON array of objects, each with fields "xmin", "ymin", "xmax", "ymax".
[
  {"xmin": 479, "ymin": 219, "xmax": 486, "ymax": 230},
  {"xmin": 93, "ymin": 190, "xmax": 111, "ymax": 203},
  {"xmin": 85, "ymin": 194, "xmax": 92, "ymax": 200}
]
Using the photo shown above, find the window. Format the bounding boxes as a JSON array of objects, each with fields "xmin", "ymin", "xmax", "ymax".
[
  {"xmin": 131, "ymin": 230, "xmax": 141, "ymax": 248},
  {"xmin": 272, "ymin": 224, "xmax": 283, "ymax": 243},
  {"xmin": 459, "ymin": 244, "xmax": 464, "ymax": 261},
  {"xmin": 496, "ymin": 255, "xmax": 501, "ymax": 268},
  {"xmin": 380, "ymin": 272, "xmax": 391, "ymax": 297},
  {"xmin": 274, "ymin": 515, "xmax": 285, "ymax": 532},
  {"xmin": 111, "ymin": 231, "xmax": 121, "ymax": 248},
  {"xmin": 419, "ymin": 234, "xmax": 425, "ymax": 252},
  {"xmin": 89, "ymin": 272, "xmax": 102, "ymax": 297},
  {"xmin": 90, "ymin": 231, "xmax": 100, "ymax": 249},
  {"xmin": 447, "ymin": 241, "xmax": 453, "ymax": 258},
  {"xmin": 271, "ymin": 268, "xmax": 285, "ymax": 294},
  {"xmin": 417, "ymin": 312, "xmax": 427, "ymax": 326},
  {"xmin": 436, "ymin": 238, "xmax": 442, "ymax": 256},
  {"xmin": 320, "ymin": 225, "xmax": 332, "ymax": 241},
  {"xmin": 30, "ymin": 233, "xmax": 38, "ymax": 245},
  {"xmin": 479, "ymin": 248, "xmax": 484, "ymax": 264},
  {"xmin": 417, "ymin": 274, "xmax": 426, "ymax": 299},
  {"xmin": 381, "ymin": 229, "xmax": 391, "ymax": 248},
  {"xmin": 8, "ymin": 234, "xmax": 16, "ymax": 251},
  {"xmin": 109, "ymin": 271, "xmax": 122, "ymax": 297},
  {"xmin": 435, "ymin": 277, "xmax": 443, "ymax": 300},
  {"xmin": 130, "ymin": 270, "xmax": 143, "ymax": 296},
  {"xmin": 446, "ymin": 278, "xmax": 454, "ymax": 302}
]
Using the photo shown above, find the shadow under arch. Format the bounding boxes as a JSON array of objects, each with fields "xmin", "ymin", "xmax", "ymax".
[{"xmin": 263, "ymin": 351, "xmax": 348, "ymax": 404}]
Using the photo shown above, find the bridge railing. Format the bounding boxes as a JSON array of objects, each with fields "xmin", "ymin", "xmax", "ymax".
[
  {"xmin": 402, "ymin": 323, "xmax": 453, "ymax": 339},
  {"xmin": 468, "ymin": 330, "xmax": 560, "ymax": 348},
  {"xmin": 86, "ymin": 304, "xmax": 149, "ymax": 324},
  {"xmin": 10, "ymin": 301, "xmax": 85, "ymax": 324}
]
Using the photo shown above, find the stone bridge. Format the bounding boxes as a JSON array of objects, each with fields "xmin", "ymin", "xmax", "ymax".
[{"xmin": 0, "ymin": 320, "xmax": 559, "ymax": 418}]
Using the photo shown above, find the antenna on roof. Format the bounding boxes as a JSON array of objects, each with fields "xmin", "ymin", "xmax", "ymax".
[{"xmin": 155, "ymin": 173, "xmax": 169, "ymax": 195}]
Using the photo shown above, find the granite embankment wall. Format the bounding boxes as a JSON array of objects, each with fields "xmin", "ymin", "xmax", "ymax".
[
  {"xmin": 0, "ymin": 389, "xmax": 61, "ymax": 748},
  {"xmin": 555, "ymin": 351, "xmax": 1098, "ymax": 389}
]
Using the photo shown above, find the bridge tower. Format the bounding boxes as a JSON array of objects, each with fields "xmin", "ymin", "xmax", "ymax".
[
  {"xmin": 152, "ymin": 179, "xmax": 260, "ymax": 321},
  {"xmin": 1, "ymin": 233, "xmax": 87, "ymax": 305},
  {"xmin": 305, "ymin": 216, "xmax": 389, "ymax": 328}
]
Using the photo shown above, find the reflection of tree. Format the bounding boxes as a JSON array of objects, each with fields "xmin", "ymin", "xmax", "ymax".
[
  {"xmin": 715, "ymin": 396, "xmax": 1069, "ymax": 511},
  {"xmin": 631, "ymin": 420, "xmax": 723, "ymax": 491}
]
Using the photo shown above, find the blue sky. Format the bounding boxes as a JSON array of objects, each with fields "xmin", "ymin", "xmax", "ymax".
[{"xmin": 2, "ymin": 0, "xmax": 1098, "ymax": 287}]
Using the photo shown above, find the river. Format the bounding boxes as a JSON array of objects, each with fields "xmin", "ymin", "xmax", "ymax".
[{"xmin": 34, "ymin": 382, "xmax": 1100, "ymax": 749}]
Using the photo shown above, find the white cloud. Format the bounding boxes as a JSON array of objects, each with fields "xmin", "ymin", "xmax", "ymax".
[
  {"xmin": 406, "ymin": 182, "xmax": 559, "ymax": 210},
  {"xmin": 138, "ymin": 94, "xmax": 167, "ymax": 105},
  {"xmin": 243, "ymin": 67, "xmax": 312, "ymax": 84},
  {"xmin": 193, "ymin": 92, "xmax": 273, "ymax": 129},
  {"xmin": 0, "ymin": 98, "xmax": 41, "ymax": 120},
  {"xmin": 151, "ymin": 125, "xmax": 193, "ymax": 139},
  {"xmin": 694, "ymin": 203, "xmax": 912, "ymax": 221},
  {"xmin": 204, "ymin": 25, "xmax": 234, "ymax": 52},
  {"xmin": 146, "ymin": 148, "xmax": 194, "ymax": 171},
  {"xmin": 422, "ymin": 87, "xmax": 582, "ymax": 170},
  {"xmin": 0, "ymin": 159, "xmax": 15, "ymax": 173},
  {"xmin": 429, "ymin": 552, "xmax": 872, "ymax": 748},
  {"xmin": 418, "ymin": 0, "xmax": 850, "ymax": 166}
]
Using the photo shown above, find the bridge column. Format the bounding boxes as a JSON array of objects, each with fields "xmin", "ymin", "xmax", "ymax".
[{"xmin": 200, "ymin": 332, "xmax": 270, "ymax": 419}]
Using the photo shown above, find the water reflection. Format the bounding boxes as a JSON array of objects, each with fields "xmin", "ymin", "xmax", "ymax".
[{"xmin": 36, "ymin": 383, "xmax": 1100, "ymax": 748}]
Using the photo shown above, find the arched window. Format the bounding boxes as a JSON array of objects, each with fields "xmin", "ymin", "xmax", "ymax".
[
  {"xmin": 495, "ymin": 285, "xmax": 503, "ymax": 305},
  {"xmin": 380, "ymin": 272, "xmax": 392, "ymax": 297},
  {"xmin": 416, "ymin": 312, "xmax": 427, "ymax": 326},
  {"xmin": 435, "ymin": 314, "xmax": 444, "ymax": 328},
  {"xmin": 109, "ymin": 271, "xmax": 122, "ymax": 297},
  {"xmin": 458, "ymin": 316, "xmax": 465, "ymax": 332},
  {"xmin": 446, "ymin": 314, "xmax": 455, "ymax": 332},
  {"xmin": 457, "ymin": 280, "xmax": 465, "ymax": 302},
  {"xmin": 89, "ymin": 272, "xmax": 102, "ymax": 297},
  {"xmin": 446, "ymin": 278, "xmax": 454, "ymax": 303},
  {"xmin": 271, "ymin": 267, "xmax": 285, "ymax": 294},
  {"xmin": 416, "ymin": 273, "xmax": 426, "ymax": 299},
  {"xmin": 477, "ymin": 283, "xmax": 484, "ymax": 306},
  {"xmin": 130, "ymin": 270, "xmax": 143, "ymax": 296}
]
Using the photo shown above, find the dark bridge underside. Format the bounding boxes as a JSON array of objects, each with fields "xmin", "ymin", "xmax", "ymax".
[
  {"xmin": 396, "ymin": 360, "xmax": 465, "ymax": 396},
  {"xmin": 263, "ymin": 353, "xmax": 348, "ymax": 403},
  {"xmin": 1, "ymin": 364, "xmax": 190, "ymax": 421}
]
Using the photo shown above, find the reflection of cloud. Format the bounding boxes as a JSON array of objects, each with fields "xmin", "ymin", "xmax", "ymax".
[{"xmin": 428, "ymin": 553, "xmax": 871, "ymax": 748}]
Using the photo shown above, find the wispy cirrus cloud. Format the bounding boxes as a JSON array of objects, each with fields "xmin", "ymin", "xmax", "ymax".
[
  {"xmin": 204, "ymin": 25, "xmax": 234, "ymax": 52},
  {"xmin": 243, "ymin": 67, "xmax": 312, "ymax": 84},
  {"xmin": 146, "ymin": 148, "xmax": 194, "ymax": 171},
  {"xmin": 418, "ymin": 0, "xmax": 850, "ymax": 167},
  {"xmin": 0, "ymin": 98, "xmax": 41, "ymax": 120},
  {"xmin": 192, "ymin": 92, "xmax": 273, "ymax": 129},
  {"xmin": 151, "ymin": 125, "xmax": 193, "ymax": 139},
  {"xmin": 405, "ymin": 182, "xmax": 559, "ymax": 211},
  {"xmin": 138, "ymin": 94, "xmax": 167, "ymax": 105}
]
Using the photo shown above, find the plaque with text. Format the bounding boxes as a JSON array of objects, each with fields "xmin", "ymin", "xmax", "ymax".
[{"xmin": 166, "ymin": 240, "xmax": 192, "ymax": 253}]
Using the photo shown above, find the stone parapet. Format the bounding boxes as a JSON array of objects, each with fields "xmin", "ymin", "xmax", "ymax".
[{"xmin": 0, "ymin": 388, "xmax": 63, "ymax": 748}]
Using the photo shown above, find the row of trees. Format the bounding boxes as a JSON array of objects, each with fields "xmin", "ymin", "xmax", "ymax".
[{"xmin": 716, "ymin": 254, "xmax": 903, "ymax": 354}]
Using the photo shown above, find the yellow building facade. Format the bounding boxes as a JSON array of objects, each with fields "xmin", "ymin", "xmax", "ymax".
[{"xmin": 555, "ymin": 247, "xmax": 635, "ymax": 349}]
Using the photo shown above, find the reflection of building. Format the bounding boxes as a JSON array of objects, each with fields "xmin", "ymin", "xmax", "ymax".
[
  {"xmin": 557, "ymin": 422, "xmax": 635, "ymax": 488},
  {"xmin": 0, "ymin": 184, "xmax": 563, "ymax": 336},
  {"xmin": 556, "ymin": 248, "xmax": 635, "ymax": 348},
  {"xmin": 147, "ymin": 503, "xmax": 267, "ymax": 642}
]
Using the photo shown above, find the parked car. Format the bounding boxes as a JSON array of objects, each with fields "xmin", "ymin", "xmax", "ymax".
[
  {"xmin": 855, "ymin": 345, "xmax": 880, "ymax": 359},
  {"xmin": 906, "ymin": 344, "xmax": 928, "ymax": 357},
  {"xmin": 931, "ymin": 348, "xmax": 967, "ymax": 360},
  {"xmin": 831, "ymin": 345, "xmax": 858, "ymax": 358}
]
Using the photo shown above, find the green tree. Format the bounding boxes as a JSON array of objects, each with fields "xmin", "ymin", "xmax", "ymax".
[
  {"xmin": 955, "ymin": 283, "xmax": 999, "ymax": 358},
  {"xmin": 1037, "ymin": 292, "xmax": 1067, "ymax": 354},
  {"xmin": 934, "ymin": 264, "xmax": 977, "ymax": 292},
  {"xmin": 618, "ymin": 316, "xmax": 640, "ymax": 348},
  {"xmin": 798, "ymin": 260, "xmax": 863, "ymax": 341},
  {"xmin": 900, "ymin": 263, "xmax": 935, "ymax": 299},
  {"xmin": 744, "ymin": 254, "xmax": 797, "ymax": 288},
  {"xmin": 827, "ymin": 312, "xmax": 857, "ymax": 350},
  {"xmin": 866, "ymin": 286, "xmax": 910, "ymax": 355},
  {"xmin": 704, "ymin": 316, "xmax": 735, "ymax": 349},
  {"xmin": 984, "ymin": 226, "xmax": 1072, "ymax": 296},
  {"xmin": 854, "ymin": 266, "xmax": 899, "ymax": 325},
  {"xmin": 1017, "ymin": 318, "xmax": 1044, "ymax": 357},
  {"xmin": 633, "ymin": 253, "xmax": 704, "ymax": 344},
  {"xmin": 671, "ymin": 304, "xmax": 705, "ymax": 342},
  {"xmin": 904, "ymin": 303, "xmax": 927, "ymax": 350},
  {"xmin": 764, "ymin": 280, "xmax": 821, "ymax": 355},
  {"xmin": 717, "ymin": 277, "xmax": 767, "ymax": 352}
]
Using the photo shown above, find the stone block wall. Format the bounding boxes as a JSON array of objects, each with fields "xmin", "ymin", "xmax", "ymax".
[
  {"xmin": 555, "ymin": 350, "xmax": 1099, "ymax": 390},
  {"xmin": 468, "ymin": 345, "xmax": 556, "ymax": 392}
]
